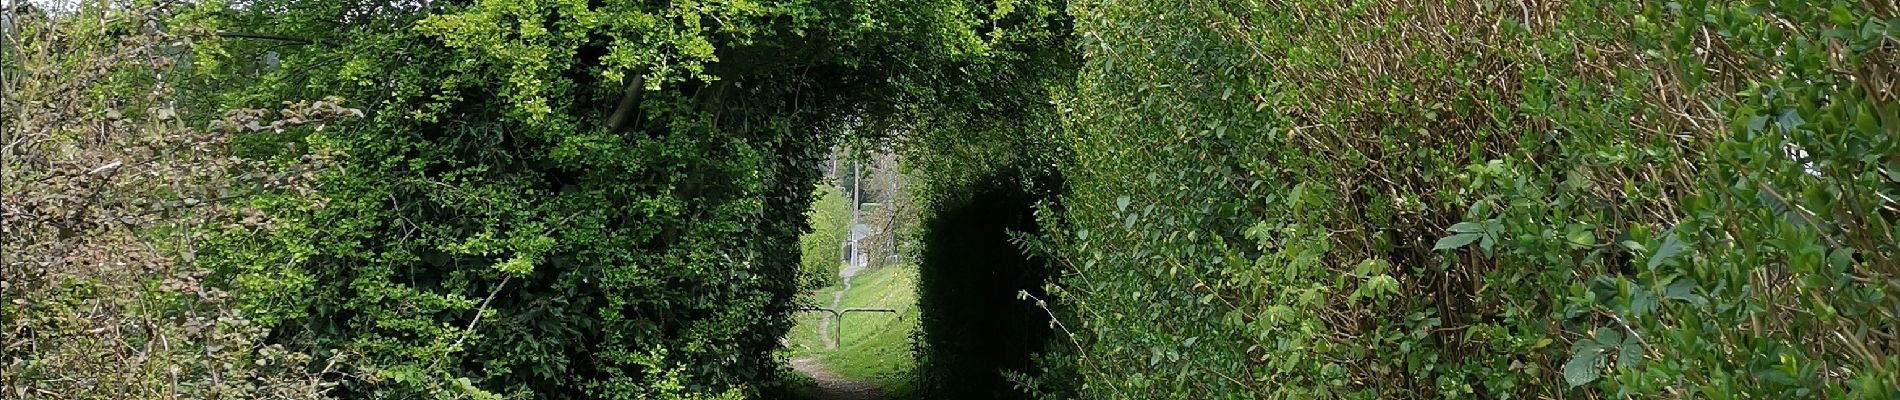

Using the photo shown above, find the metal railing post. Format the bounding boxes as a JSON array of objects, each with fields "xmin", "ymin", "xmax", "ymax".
[{"xmin": 799, "ymin": 307, "xmax": 899, "ymax": 347}]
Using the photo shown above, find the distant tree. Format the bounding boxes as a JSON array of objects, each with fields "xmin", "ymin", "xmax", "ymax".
[
  {"xmin": 799, "ymin": 185, "xmax": 851, "ymax": 290},
  {"xmin": 858, "ymin": 150, "xmax": 913, "ymax": 268}
]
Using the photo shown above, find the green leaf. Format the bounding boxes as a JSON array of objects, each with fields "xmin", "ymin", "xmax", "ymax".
[
  {"xmin": 1855, "ymin": 104, "xmax": 1881, "ymax": 134},
  {"xmin": 1434, "ymin": 233, "xmax": 1482, "ymax": 250},
  {"xmin": 1628, "ymin": 288, "xmax": 1657, "ymax": 317},
  {"xmin": 1647, "ymin": 232, "xmax": 1688, "ymax": 268},
  {"xmin": 1368, "ymin": 274, "xmax": 1399, "ymax": 294},
  {"xmin": 1563, "ymin": 347, "xmax": 1603, "ymax": 387},
  {"xmin": 1619, "ymin": 240, "xmax": 1646, "ymax": 253},
  {"xmin": 1828, "ymin": 247, "xmax": 1856, "ymax": 275},
  {"xmin": 1776, "ymin": 108, "xmax": 1805, "ymax": 132},
  {"xmin": 496, "ymin": 253, "xmax": 535, "ymax": 276},
  {"xmin": 1595, "ymin": 327, "xmax": 1623, "ymax": 347},
  {"xmin": 1617, "ymin": 339, "xmax": 1643, "ymax": 368},
  {"xmin": 1354, "ymin": 258, "xmax": 1389, "ymax": 275},
  {"xmin": 1351, "ymin": 274, "xmax": 1401, "ymax": 304},
  {"xmin": 1663, "ymin": 278, "xmax": 1695, "ymax": 300},
  {"xmin": 1754, "ymin": 368, "xmax": 1798, "ymax": 385},
  {"xmin": 1746, "ymin": 114, "xmax": 1770, "ymax": 132},
  {"xmin": 1566, "ymin": 225, "xmax": 1596, "ymax": 249},
  {"xmin": 1116, "ymin": 195, "xmax": 1131, "ymax": 212},
  {"xmin": 1448, "ymin": 221, "xmax": 1484, "ymax": 233},
  {"xmin": 1829, "ymin": 3, "xmax": 1854, "ymax": 26},
  {"xmin": 1531, "ymin": 337, "xmax": 1554, "ymax": 350}
]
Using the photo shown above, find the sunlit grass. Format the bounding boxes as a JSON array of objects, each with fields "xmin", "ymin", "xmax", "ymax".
[{"xmin": 784, "ymin": 263, "xmax": 919, "ymax": 397}]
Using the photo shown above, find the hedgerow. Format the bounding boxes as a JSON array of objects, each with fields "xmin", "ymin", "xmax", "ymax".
[
  {"xmin": 2, "ymin": 4, "xmax": 357, "ymax": 397},
  {"xmin": 11, "ymin": 0, "xmax": 1893, "ymax": 398},
  {"xmin": 1048, "ymin": 0, "xmax": 1896, "ymax": 398},
  {"xmin": 179, "ymin": 0, "xmax": 1021, "ymax": 398}
]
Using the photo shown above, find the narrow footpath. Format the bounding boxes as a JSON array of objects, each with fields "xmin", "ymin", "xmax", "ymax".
[
  {"xmin": 790, "ymin": 356, "xmax": 887, "ymax": 400},
  {"xmin": 795, "ymin": 261, "xmax": 889, "ymax": 400},
  {"xmin": 815, "ymin": 261, "xmax": 865, "ymax": 349}
]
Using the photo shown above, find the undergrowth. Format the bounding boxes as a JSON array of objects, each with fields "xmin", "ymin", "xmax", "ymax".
[{"xmin": 1040, "ymin": 0, "xmax": 1897, "ymax": 398}]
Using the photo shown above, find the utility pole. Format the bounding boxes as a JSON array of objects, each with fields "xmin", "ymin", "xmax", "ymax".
[
  {"xmin": 850, "ymin": 155, "xmax": 860, "ymax": 268},
  {"xmin": 851, "ymin": 158, "xmax": 860, "ymax": 226},
  {"xmin": 888, "ymin": 156, "xmax": 899, "ymax": 265}
]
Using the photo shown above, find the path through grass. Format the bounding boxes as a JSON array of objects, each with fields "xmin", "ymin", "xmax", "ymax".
[{"xmin": 786, "ymin": 263, "xmax": 919, "ymax": 398}]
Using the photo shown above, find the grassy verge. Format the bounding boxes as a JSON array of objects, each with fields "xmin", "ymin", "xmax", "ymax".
[{"xmin": 785, "ymin": 263, "xmax": 920, "ymax": 397}]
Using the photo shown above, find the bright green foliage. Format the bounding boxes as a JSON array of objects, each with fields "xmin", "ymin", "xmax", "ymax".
[
  {"xmin": 800, "ymin": 184, "xmax": 851, "ymax": 289},
  {"xmin": 1052, "ymin": 0, "xmax": 1897, "ymax": 398},
  {"xmin": 189, "ymin": 0, "xmax": 1022, "ymax": 397}
]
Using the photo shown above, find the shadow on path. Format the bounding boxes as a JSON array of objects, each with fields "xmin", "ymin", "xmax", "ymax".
[{"xmin": 790, "ymin": 357, "xmax": 888, "ymax": 400}]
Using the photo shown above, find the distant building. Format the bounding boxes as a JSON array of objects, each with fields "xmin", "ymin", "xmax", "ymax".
[{"xmin": 844, "ymin": 224, "xmax": 873, "ymax": 268}]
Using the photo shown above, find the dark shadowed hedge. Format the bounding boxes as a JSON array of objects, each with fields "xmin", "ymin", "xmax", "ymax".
[{"xmin": 913, "ymin": 169, "xmax": 1063, "ymax": 400}]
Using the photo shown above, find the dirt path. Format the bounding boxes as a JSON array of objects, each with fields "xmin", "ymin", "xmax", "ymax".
[
  {"xmin": 790, "ymin": 357, "xmax": 887, "ymax": 400},
  {"xmin": 795, "ymin": 262, "xmax": 888, "ymax": 399},
  {"xmin": 815, "ymin": 262, "xmax": 867, "ymax": 349}
]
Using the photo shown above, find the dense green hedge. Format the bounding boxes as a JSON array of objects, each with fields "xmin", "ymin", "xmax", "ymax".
[
  {"xmin": 186, "ymin": 0, "xmax": 1019, "ymax": 397},
  {"xmin": 12, "ymin": 0, "xmax": 1892, "ymax": 398},
  {"xmin": 1048, "ymin": 0, "xmax": 1897, "ymax": 398}
]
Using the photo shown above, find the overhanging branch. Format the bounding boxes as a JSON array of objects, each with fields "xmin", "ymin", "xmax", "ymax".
[
  {"xmin": 605, "ymin": 75, "xmax": 646, "ymax": 132},
  {"xmin": 212, "ymin": 31, "xmax": 315, "ymax": 44}
]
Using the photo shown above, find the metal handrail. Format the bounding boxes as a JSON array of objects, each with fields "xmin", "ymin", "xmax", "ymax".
[{"xmin": 798, "ymin": 307, "xmax": 899, "ymax": 347}]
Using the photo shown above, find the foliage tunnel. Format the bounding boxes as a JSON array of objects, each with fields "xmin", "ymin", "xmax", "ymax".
[
  {"xmin": 181, "ymin": 0, "xmax": 1029, "ymax": 398},
  {"xmin": 8, "ymin": 0, "xmax": 1898, "ymax": 399}
]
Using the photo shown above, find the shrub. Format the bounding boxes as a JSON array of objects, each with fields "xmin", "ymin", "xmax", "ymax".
[
  {"xmin": 1, "ymin": 3, "xmax": 356, "ymax": 397},
  {"xmin": 1052, "ymin": 0, "xmax": 1897, "ymax": 397},
  {"xmin": 801, "ymin": 184, "xmax": 851, "ymax": 290}
]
